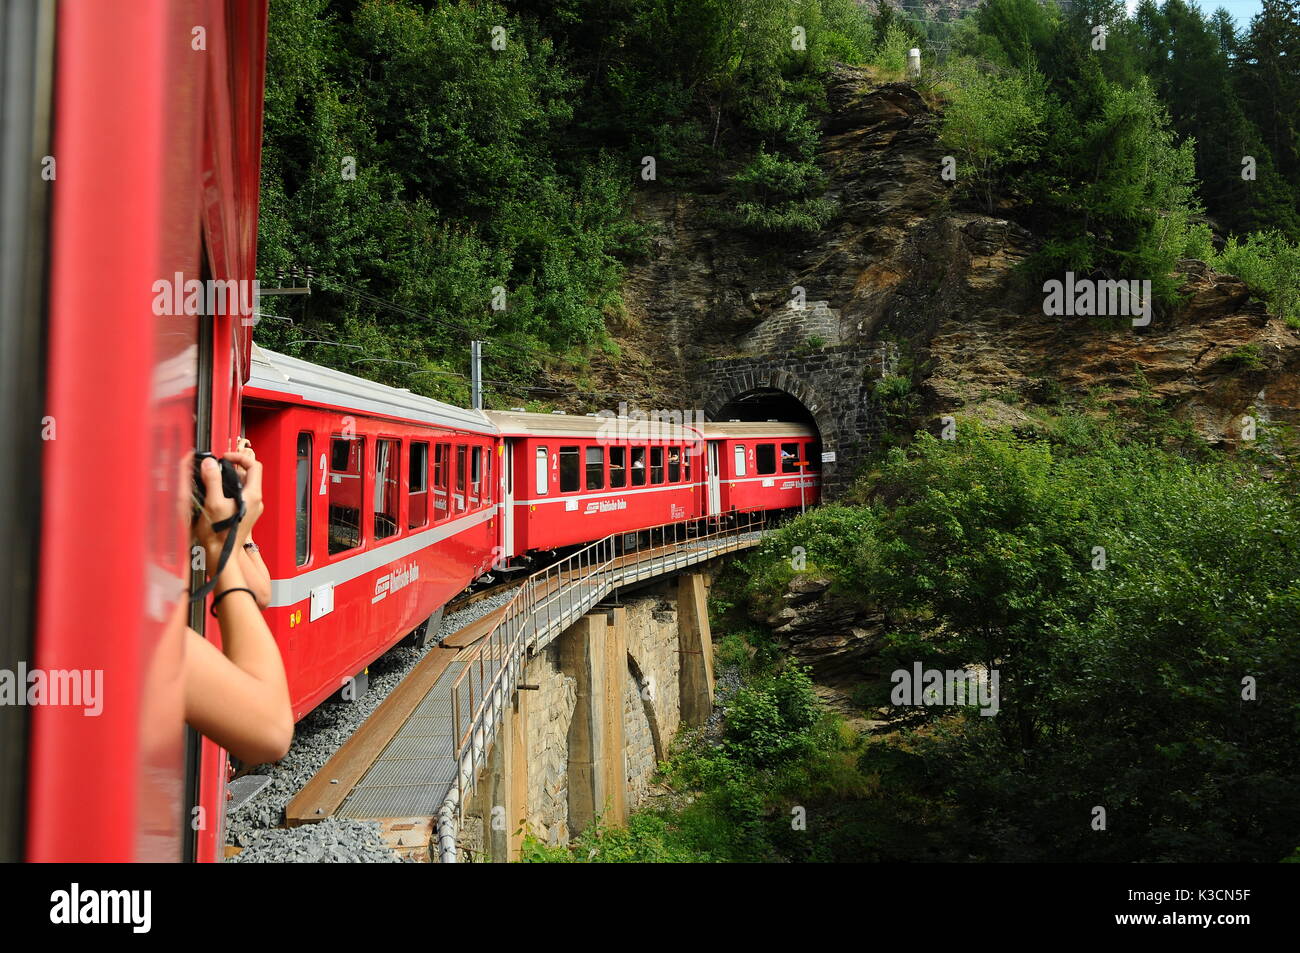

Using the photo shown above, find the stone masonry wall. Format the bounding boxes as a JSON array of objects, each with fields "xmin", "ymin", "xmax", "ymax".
[
  {"xmin": 697, "ymin": 342, "xmax": 898, "ymax": 496},
  {"xmin": 620, "ymin": 593, "xmax": 683, "ymax": 810},
  {"xmin": 739, "ymin": 301, "xmax": 844, "ymax": 353},
  {"xmin": 523, "ymin": 640, "xmax": 576, "ymax": 847}
]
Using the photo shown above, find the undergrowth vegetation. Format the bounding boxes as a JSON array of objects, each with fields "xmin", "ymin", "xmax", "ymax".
[{"xmin": 525, "ymin": 409, "xmax": 1300, "ymax": 863}]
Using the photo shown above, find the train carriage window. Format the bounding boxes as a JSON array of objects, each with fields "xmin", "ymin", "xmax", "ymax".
[
  {"xmin": 455, "ymin": 445, "xmax": 467, "ymax": 513},
  {"xmin": 684, "ymin": 446, "xmax": 693, "ymax": 482},
  {"xmin": 734, "ymin": 444, "xmax": 747, "ymax": 477},
  {"xmin": 328, "ymin": 435, "xmax": 364, "ymax": 555},
  {"xmin": 295, "ymin": 433, "xmax": 312, "ymax": 565},
  {"xmin": 471, "ymin": 446, "xmax": 483, "ymax": 507},
  {"xmin": 609, "ymin": 447, "xmax": 626, "ymax": 488},
  {"xmin": 559, "ymin": 446, "xmax": 580, "ymax": 493},
  {"xmin": 650, "ymin": 447, "xmax": 664, "ymax": 484},
  {"xmin": 781, "ymin": 442, "xmax": 801, "ymax": 473},
  {"xmin": 433, "ymin": 443, "xmax": 450, "ymax": 520},
  {"xmin": 409, "ymin": 442, "xmax": 429, "ymax": 529},
  {"xmin": 668, "ymin": 447, "xmax": 681, "ymax": 482},
  {"xmin": 630, "ymin": 447, "xmax": 646, "ymax": 486},
  {"xmin": 807, "ymin": 440, "xmax": 822, "ymax": 472},
  {"xmin": 482, "ymin": 448, "xmax": 492, "ymax": 506},
  {"xmin": 585, "ymin": 446, "xmax": 604, "ymax": 490},
  {"xmin": 756, "ymin": 444, "xmax": 777, "ymax": 475},
  {"xmin": 374, "ymin": 439, "xmax": 400, "ymax": 540},
  {"xmin": 535, "ymin": 447, "xmax": 549, "ymax": 495}
]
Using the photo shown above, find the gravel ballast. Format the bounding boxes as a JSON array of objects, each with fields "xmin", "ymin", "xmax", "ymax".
[
  {"xmin": 226, "ymin": 818, "xmax": 403, "ymax": 863},
  {"xmin": 225, "ymin": 588, "xmax": 518, "ymax": 862}
]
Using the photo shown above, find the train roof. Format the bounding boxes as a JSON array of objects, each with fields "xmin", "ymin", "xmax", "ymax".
[
  {"xmin": 483, "ymin": 409, "xmax": 703, "ymax": 441},
  {"xmin": 698, "ymin": 420, "xmax": 818, "ymax": 439},
  {"xmin": 247, "ymin": 345, "xmax": 498, "ymax": 434}
]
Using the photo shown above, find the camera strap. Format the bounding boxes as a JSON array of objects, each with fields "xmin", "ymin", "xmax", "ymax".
[{"xmin": 190, "ymin": 503, "xmax": 246, "ymax": 604}]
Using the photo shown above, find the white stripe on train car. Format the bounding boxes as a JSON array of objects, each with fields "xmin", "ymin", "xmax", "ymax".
[
  {"xmin": 267, "ymin": 506, "xmax": 495, "ymax": 608},
  {"xmin": 513, "ymin": 482, "xmax": 699, "ymax": 506},
  {"xmin": 721, "ymin": 475, "xmax": 819, "ymax": 486}
]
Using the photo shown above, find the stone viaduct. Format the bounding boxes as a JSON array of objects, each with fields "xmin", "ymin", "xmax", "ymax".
[{"xmin": 456, "ymin": 571, "xmax": 716, "ymax": 861}]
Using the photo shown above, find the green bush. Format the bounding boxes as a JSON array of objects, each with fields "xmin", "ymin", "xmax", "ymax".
[
  {"xmin": 1209, "ymin": 230, "xmax": 1300, "ymax": 326},
  {"xmin": 857, "ymin": 419, "xmax": 1300, "ymax": 861}
]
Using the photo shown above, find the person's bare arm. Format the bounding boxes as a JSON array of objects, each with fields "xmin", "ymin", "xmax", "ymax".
[
  {"xmin": 184, "ymin": 454, "xmax": 292, "ymax": 764},
  {"xmin": 237, "ymin": 543, "xmax": 272, "ymax": 609}
]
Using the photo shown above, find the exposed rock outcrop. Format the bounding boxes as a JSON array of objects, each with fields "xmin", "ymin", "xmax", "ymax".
[
  {"xmin": 580, "ymin": 63, "xmax": 1300, "ymax": 453},
  {"xmin": 754, "ymin": 575, "xmax": 883, "ymax": 686}
]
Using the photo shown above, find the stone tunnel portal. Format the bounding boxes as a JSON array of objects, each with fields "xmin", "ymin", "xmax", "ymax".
[{"xmin": 714, "ymin": 387, "xmax": 820, "ymax": 433}]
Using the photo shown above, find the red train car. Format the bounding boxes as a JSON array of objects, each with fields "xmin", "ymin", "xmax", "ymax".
[
  {"xmin": 699, "ymin": 422, "xmax": 821, "ymax": 515},
  {"xmin": 243, "ymin": 348, "xmax": 502, "ymax": 720},
  {"xmin": 487, "ymin": 411, "xmax": 708, "ymax": 558},
  {"xmin": 7, "ymin": 0, "xmax": 270, "ymax": 862}
]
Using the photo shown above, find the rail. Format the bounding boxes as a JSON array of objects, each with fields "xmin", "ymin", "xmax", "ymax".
[{"xmin": 435, "ymin": 512, "xmax": 767, "ymax": 862}]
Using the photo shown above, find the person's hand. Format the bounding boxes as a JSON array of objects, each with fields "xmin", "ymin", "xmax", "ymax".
[
  {"xmin": 194, "ymin": 455, "xmax": 241, "ymax": 571},
  {"xmin": 221, "ymin": 448, "xmax": 264, "ymax": 548}
]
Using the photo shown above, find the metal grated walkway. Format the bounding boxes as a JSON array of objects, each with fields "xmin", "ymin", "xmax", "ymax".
[{"xmin": 334, "ymin": 517, "xmax": 768, "ymax": 833}]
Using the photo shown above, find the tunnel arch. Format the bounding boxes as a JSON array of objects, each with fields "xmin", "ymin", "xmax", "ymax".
[{"xmin": 701, "ymin": 371, "xmax": 838, "ymax": 454}]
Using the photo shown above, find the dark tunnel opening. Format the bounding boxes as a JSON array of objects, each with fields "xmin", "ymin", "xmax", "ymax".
[{"xmin": 713, "ymin": 388, "xmax": 819, "ymax": 432}]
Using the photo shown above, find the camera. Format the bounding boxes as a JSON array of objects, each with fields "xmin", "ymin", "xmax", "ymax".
[{"xmin": 192, "ymin": 451, "xmax": 244, "ymax": 515}]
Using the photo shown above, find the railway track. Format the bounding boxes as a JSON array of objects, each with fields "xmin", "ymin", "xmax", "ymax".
[{"xmin": 444, "ymin": 577, "xmax": 520, "ymax": 615}]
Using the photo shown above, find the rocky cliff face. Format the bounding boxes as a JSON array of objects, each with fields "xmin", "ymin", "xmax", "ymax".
[
  {"xmin": 754, "ymin": 575, "xmax": 883, "ymax": 688},
  {"xmin": 581, "ymin": 65, "xmax": 1300, "ymax": 450}
]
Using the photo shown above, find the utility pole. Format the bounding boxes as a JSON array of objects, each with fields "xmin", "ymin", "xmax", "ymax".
[{"xmin": 470, "ymin": 339, "xmax": 483, "ymax": 410}]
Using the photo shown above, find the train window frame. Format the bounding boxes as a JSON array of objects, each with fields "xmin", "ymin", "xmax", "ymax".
[
  {"xmin": 585, "ymin": 445, "xmax": 604, "ymax": 490},
  {"xmin": 609, "ymin": 446, "xmax": 627, "ymax": 488},
  {"xmin": 433, "ymin": 442, "xmax": 450, "ymax": 521},
  {"xmin": 734, "ymin": 444, "xmax": 747, "ymax": 477},
  {"xmin": 295, "ymin": 432, "xmax": 312, "ymax": 566},
  {"xmin": 668, "ymin": 446, "xmax": 681, "ymax": 482},
  {"xmin": 471, "ymin": 445, "xmax": 483, "ymax": 508},
  {"xmin": 781, "ymin": 442, "xmax": 801, "ymax": 474},
  {"xmin": 535, "ymin": 446, "xmax": 549, "ymax": 495},
  {"xmin": 755, "ymin": 443, "xmax": 777, "ymax": 475},
  {"xmin": 650, "ymin": 446, "xmax": 664, "ymax": 484},
  {"xmin": 327, "ymin": 434, "xmax": 365, "ymax": 556},
  {"xmin": 373, "ymin": 438, "xmax": 401, "ymax": 542},
  {"xmin": 630, "ymin": 446, "xmax": 647, "ymax": 486},
  {"xmin": 409, "ymin": 441, "xmax": 429, "ymax": 530},
  {"xmin": 559, "ymin": 445, "xmax": 580, "ymax": 493},
  {"xmin": 455, "ymin": 444, "xmax": 467, "ymax": 514}
]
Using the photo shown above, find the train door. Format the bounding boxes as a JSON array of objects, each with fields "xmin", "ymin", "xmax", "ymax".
[
  {"xmin": 706, "ymin": 441, "xmax": 722, "ymax": 517},
  {"xmin": 501, "ymin": 442, "xmax": 515, "ymax": 559}
]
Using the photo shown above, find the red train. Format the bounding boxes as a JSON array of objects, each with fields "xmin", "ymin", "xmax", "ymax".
[
  {"xmin": 243, "ymin": 348, "xmax": 500, "ymax": 720},
  {"xmin": 6, "ymin": 0, "xmax": 819, "ymax": 863},
  {"xmin": 245, "ymin": 349, "xmax": 820, "ymax": 727}
]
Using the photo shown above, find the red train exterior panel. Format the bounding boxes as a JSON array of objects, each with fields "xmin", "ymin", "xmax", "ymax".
[
  {"xmin": 29, "ymin": 0, "xmax": 268, "ymax": 862},
  {"xmin": 244, "ymin": 349, "xmax": 501, "ymax": 720},
  {"xmin": 487, "ymin": 412, "xmax": 708, "ymax": 557}
]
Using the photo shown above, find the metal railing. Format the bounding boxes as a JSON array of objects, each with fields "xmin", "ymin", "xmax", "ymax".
[{"xmin": 436, "ymin": 511, "xmax": 767, "ymax": 861}]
